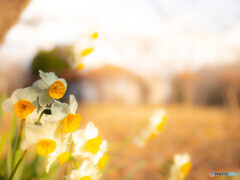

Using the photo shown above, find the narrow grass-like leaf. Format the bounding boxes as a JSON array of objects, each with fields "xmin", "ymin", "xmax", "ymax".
[
  {"xmin": 122, "ymin": 161, "xmax": 146, "ymax": 180},
  {"xmin": 13, "ymin": 151, "xmax": 26, "ymax": 180},
  {"xmin": 0, "ymin": 92, "xmax": 7, "ymax": 125},
  {"xmin": 10, "ymin": 115, "xmax": 19, "ymax": 168},
  {"xmin": 100, "ymin": 161, "xmax": 125, "ymax": 175},
  {"xmin": 111, "ymin": 137, "xmax": 131, "ymax": 158},
  {"xmin": 0, "ymin": 133, "xmax": 7, "ymax": 158},
  {"xmin": 10, "ymin": 115, "xmax": 17, "ymax": 144},
  {"xmin": 7, "ymin": 146, "xmax": 13, "ymax": 177},
  {"xmin": 12, "ymin": 149, "xmax": 21, "ymax": 168}
]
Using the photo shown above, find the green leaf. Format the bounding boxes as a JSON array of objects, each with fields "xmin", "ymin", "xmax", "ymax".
[
  {"xmin": 10, "ymin": 115, "xmax": 17, "ymax": 144},
  {"xmin": 13, "ymin": 151, "xmax": 26, "ymax": 180},
  {"xmin": 0, "ymin": 92, "xmax": 7, "ymax": 125},
  {"xmin": 0, "ymin": 133, "xmax": 7, "ymax": 158},
  {"xmin": 42, "ymin": 109, "xmax": 51, "ymax": 115},
  {"xmin": 7, "ymin": 146, "xmax": 12, "ymax": 177}
]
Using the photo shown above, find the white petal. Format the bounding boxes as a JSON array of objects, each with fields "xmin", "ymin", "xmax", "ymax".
[
  {"xmin": 21, "ymin": 122, "xmax": 58, "ymax": 150},
  {"xmin": 1, "ymin": 98, "xmax": 14, "ymax": 113},
  {"xmin": 50, "ymin": 101, "xmax": 69, "ymax": 121},
  {"xmin": 174, "ymin": 153, "xmax": 190, "ymax": 166},
  {"xmin": 46, "ymin": 156, "xmax": 57, "ymax": 173},
  {"xmin": 25, "ymin": 109, "xmax": 39, "ymax": 124},
  {"xmin": 69, "ymin": 95, "xmax": 78, "ymax": 114},
  {"xmin": 84, "ymin": 122, "xmax": 98, "ymax": 139},
  {"xmin": 21, "ymin": 124, "xmax": 42, "ymax": 150},
  {"xmin": 33, "ymin": 79, "xmax": 49, "ymax": 89},
  {"xmin": 10, "ymin": 89, "xmax": 21, "ymax": 103},
  {"xmin": 11, "ymin": 87, "xmax": 40, "ymax": 103},
  {"xmin": 72, "ymin": 129, "xmax": 86, "ymax": 144},
  {"xmin": 19, "ymin": 87, "xmax": 40, "ymax": 102},
  {"xmin": 39, "ymin": 70, "xmax": 58, "ymax": 86},
  {"xmin": 150, "ymin": 109, "xmax": 166, "ymax": 126},
  {"xmin": 39, "ymin": 92, "xmax": 53, "ymax": 107}
]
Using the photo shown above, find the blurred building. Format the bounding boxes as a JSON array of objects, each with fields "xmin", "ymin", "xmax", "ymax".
[{"xmin": 68, "ymin": 65, "xmax": 148, "ymax": 104}]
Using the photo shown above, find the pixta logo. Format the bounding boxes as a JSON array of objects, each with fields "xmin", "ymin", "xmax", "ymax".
[{"xmin": 210, "ymin": 171, "xmax": 239, "ymax": 177}]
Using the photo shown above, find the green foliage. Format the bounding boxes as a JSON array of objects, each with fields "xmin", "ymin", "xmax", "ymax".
[
  {"xmin": 157, "ymin": 159, "xmax": 173, "ymax": 180},
  {"xmin": 31, "ymin": 46, "xmax": 72, "ymax": 76}
]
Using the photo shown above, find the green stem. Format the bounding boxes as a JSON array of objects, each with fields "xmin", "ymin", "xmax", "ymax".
[
  {"xmin": 12, "ymin": 119, "xmax": 25, "ymax": 168},
  {"xmin": 37, "ymin": 111, "xmax": 44, "ymax": 122},
  {"xmin": 8, "ymin": 150, "xmax": 28, "ymax": 180},
  {"xmin": 69, "ymin": 140, "xmax": 74, "ymax": 154}
]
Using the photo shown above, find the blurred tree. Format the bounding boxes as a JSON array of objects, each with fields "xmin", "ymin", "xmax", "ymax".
[{"xmin": 31, "ymin": 46, "xmax": 73, "ymax": 76}]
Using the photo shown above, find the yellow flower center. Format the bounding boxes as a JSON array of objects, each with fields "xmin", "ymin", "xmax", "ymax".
[
  {"xmin": 63, "ymin": 114, "xmax": 81, "ymax": 133},
  {"xmin": 149, "ymin": 133, "xmax": 157, "ymax": 139},
  {"xmin": 48, "ymin": 80, "xmax": 66, "ymax": 99},
  {"xmin": 77, "ymin": 63, "xmax": 84, "ymax": 70},
  {"xmin": 36, "ymin": 139, "xmax": 56, "ymax": 157},
  {"xmin": 80, "ymin": 176, "xmax": 92, "ymax": 180},
  {"xmin": 97, "ymin": 155, "xmax": 110, "ymax": 170},
  {"xmin": 180, "ymin": 162, "xmax": 191, "ymax": 178},
  {"xmin": 14, "ymin": 99, "xmax": 34, "ymax": 119},
  {"xmin": 58, "ymin": 152, "xmax": 71, "ymax": 166},
  {"xmin": 92, "ymin": 32, "xmax": 98, "ymax": 39},
  {"xmin": 85, "ymin": 136, "xmax": 102, "ymax": 154},
  {"xmin": 81, "ymin": 48, "xmax": 94, "ymax": 57},
  {"xmin": 156, "ymin": 115, "xmax": 166, "ymax": 132}
]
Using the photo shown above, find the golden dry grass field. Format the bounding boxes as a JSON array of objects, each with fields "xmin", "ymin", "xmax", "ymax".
[
  {"xmin": 1, "ymin": 103, "xmax": 240, "ymax": 180},
  {"xmin": 78, "ymin": 104, "xmax": 240, "ymax": 180}
]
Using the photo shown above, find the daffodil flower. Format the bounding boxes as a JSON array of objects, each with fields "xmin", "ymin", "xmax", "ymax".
[
  {"xmin": 21, "ymin": 121, "xmax": 58, "ymax": 157},
  {"xmin": 72, "ymin": 122, "xmax": 107, "ymax": 159},
  {"xmin": 3, "ymin": 70, "xmax": 110, "ymax": 180},
  {"xmin": 33, "ymin": 70, "xmax": 67, "ymax": 107},
  {"xmin": 50, "ymin": 95, "xmax": 81, "ymax": 133},
  {"xmin": 46, "ymin": 131, "xmax": 71, "ymax": 172},
  {"xmin": 66, "ymin": 160, "xmax": 101, "ymax": 180},
  {"xmin": 169, "ymin": 153, "xmax": 191, "ymax": 180},
  {"xmin": 2, "ymin": 87, "xmax": 39, "ymax": 119},
  {"xmin": 133, "ymin": 109, "xmax": 166, "ymax": 147}
]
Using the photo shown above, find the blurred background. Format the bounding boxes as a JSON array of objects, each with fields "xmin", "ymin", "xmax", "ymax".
[{"xmin": 1, "ymin": 0, "xmax": 240, "ymax": 179}]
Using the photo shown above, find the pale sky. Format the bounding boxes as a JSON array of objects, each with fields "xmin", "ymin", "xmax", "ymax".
[{"xmin": 0, "ymin": 0, "xmax": 240, "ymax": 77}]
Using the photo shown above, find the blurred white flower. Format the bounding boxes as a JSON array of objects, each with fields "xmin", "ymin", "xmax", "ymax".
[
  {"xmin": 72, "ymin": 122, "xmax": 107, "ymax": 160},
  {"xmin": 133, "ymin": 109, "xmax": 166, "ymax": 147},
  {"xmin": 72, "ymin": 32, "xmax": 98, "ymax": 70},
  {"xmin": 33, "ymin": 70, "xmax": 67, "ymax": 107},
  {"xmin": 66, "ymin": 159, "xmax": 101, "ymax": 180},
  {"xmin": 169, "ymin": 153, "xmax": 191, "ymax": 180},
  {"xmin": 2, "ymin": 87, "xmax": 39, "ymax": 119}
]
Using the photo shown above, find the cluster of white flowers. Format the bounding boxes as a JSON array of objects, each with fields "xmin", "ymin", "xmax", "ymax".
[
  {"xmin": 169, "ymin": 153, "xmax": 191, "ymax": 180},
  {"xmin": 2, "ymin": 70, "xmax": 109, "ymax": 180},
  {"xmin": 72, "ymin": 31, "xmax": 98, "ymax": 70},
  {"xmin": 133, "ymin": 109, "xmax": 166, "ymax": 147}
]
